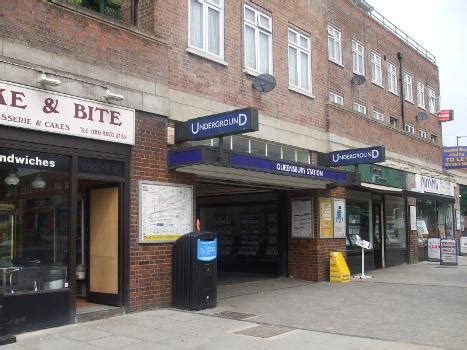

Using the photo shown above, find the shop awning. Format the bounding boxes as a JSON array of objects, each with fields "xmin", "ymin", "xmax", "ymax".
[
  {"xmin": 168, "ymin": 147, "xmax": 353, "ymax": 189},
  {"xmin": 361, "ymin": 182, "xmax": 403, "ymax": 192}
]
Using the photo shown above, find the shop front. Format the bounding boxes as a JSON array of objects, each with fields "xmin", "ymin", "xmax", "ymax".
[
  {"xmin": 410, "ymin": 174, "xmax": 456, "ymax": 260},
  {"xmin": 344, "ymin": 164, "xmax": 408, "ymax": 273},
  {"xmin": 0, "ymin": 80, "xmax": 134, "ymax": 333}
]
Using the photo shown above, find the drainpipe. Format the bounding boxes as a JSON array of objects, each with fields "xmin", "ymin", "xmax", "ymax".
[
  {"xmin": 397, "ymin": 52, "xmax": 405, "ymax": 129},
  {"xmin": 131, "ymin": 0, "xmax": 137, "ymax": 26}
]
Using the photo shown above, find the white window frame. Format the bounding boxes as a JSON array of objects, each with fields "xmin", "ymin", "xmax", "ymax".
[
  {"xmin": 431, "ymin": 134, "xmax": 438, "ymax": 144},
  {"xmin": 372, "ymin": 110, "xmax": 384, "ymax": 121},
  {"xmin": 417, "ymin": 80, "xmax": 425, "ymax": 109},
  {"xmin": 403, "ymin": 72, "xmax": 413, "ymax": 102},
  {"xmin": 419, "ymin": 129, "xmax": 427, "ymax": 139},
  {"xmin": 243, "ymin": 4, "xmax": 272, "ymax": 75},
  {"xmin": 188, "ymin": 0, "xmax": 225, "ymax": 62},
  {"xmin": 353, "ymin": 102, "xmax": 366, "ymax": 114},
  {"xmin": 288, "ymin": 27, "xmax": 312, "ymax": 94},
  {"xmin": 387, "ymin": 62, "xmax": 398, "ymax": 95},
  {"xmin": 327, "ymin": 25, "xmax": 342, "ymax": 65},
  {"xmin": 370, "ymin": 52, "xmax": 382, "ymax": 86},
  {"xmin": 405, "ymin": 123, "xmax": 415, "ymax": 134},
  {"xmin": 389, "ymin": 117, "xmax": 399, "ymax": 128},
  {"xmin": 352, "ymin": 40, "xmax": 365, "ymax": 75},
  {"xmin": 428, "ymin": 87, "xmax": 437, "ymax": 114},
  {"xmin": 329, "ymin": 92, "xmax": 344, "ymax": 105}
]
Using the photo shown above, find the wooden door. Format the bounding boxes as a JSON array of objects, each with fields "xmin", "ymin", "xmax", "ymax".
[{"xmin": 87, "ymin": 186, "xmax": 119, "ymax": 305}]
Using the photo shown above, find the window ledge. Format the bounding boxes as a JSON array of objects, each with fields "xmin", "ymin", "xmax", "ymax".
[
  {"xmin": 388, "ymin": 90, "xmax": 399, "ymax": 97},
  {"xmin": 288, "ymin": 86, "xmax": 315, "ymax": 99},
  {"xmin": 329, "ymin": 59, "xmax": 344, "ymax": 68},
  {"xmin": 186, "ymin": 47, "xmax": 228, "ymax": 66},
  {"xmin": 372, "ymin": 81, "xmax": 384, "ymax": 89},
  {"xmin": 353, "ymin": 70, "xmax": 365, "ymax": 76},
  {"xmin": 243, "ymin": 67, "xmax": 272, "ymax": 77},
  {"xmin": 405, "ymin": 99, "xmax": 414, "ymax": 104},
  {"xmin": 48, "ymin": 0, "xmax": 167, "ymax": 45},
  {"xmin": 418, "ymin": 105, "xmax": 426, "ymax": 111}
]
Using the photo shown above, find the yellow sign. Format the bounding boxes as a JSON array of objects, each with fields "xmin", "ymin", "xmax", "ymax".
[
  {"xmin": 319, "ymin": 198, "xmax": 333, "ymax": 238},
  {"xmin": 330, "ymin": 252, "xmax": 350, "ymax": 283}
]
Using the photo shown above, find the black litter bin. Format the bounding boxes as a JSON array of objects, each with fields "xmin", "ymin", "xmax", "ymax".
[{"xmin": 172, "ymin": 231, "xmax": 217, "ymax": 310}]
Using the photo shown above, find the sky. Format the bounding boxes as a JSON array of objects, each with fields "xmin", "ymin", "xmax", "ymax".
[{"xmin": 368, "ymin": 0, "xmax": 467, "ymax": 147}]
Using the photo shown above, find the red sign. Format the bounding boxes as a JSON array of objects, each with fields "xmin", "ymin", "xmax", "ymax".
[{"xmin": 438, "ymin": 109, "xmax": 454, "ymax": 122}]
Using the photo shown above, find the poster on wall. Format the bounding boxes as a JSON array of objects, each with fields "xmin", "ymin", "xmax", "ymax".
[
  {"xmin": 139, "ymin": 181, "xmax": 193, "ymax": 243},
  {"xmin": 333, "ymin": 199, "xmax": 346, "ymax": 238},
  {"xmin": 427, "ymin": 238, "xmax": 441, "ymax": 262},
  {"xmin": 291, "ymin": 199, "xmax": 313, "ymax": 238},
  {"xmin": 319, "ymin": 198, "xmax": 333, "ymax": 238},
  {"xmin": 456, "ymin": 210, "xmax": 461, "ymax": 231},
  {"xmin": 440, "ymin": 239, "xmax": 458, "ymax": 266},
  {"xmin": 460, "ymin": 237, "xmax": 467, "ymax": 255},
  {"xmin": 410, "ymin": 206, "xmax": 417, "ymax": 231}
]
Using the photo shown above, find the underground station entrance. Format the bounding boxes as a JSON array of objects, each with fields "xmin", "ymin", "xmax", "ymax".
[{"xmin": 196, "ymin": 181, "xmax": 288, "ymax": 284}]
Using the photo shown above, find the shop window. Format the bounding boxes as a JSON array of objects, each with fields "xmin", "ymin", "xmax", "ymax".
[
  {"xmin": 438, "ymin": 202, "xmax": 454, "ymax": 238},
  {"xmin": 189, "ymin": 0, "xmax": 224, "ymax": 60},
  {"xmin": 346, "ymin": 200, "xmax": 370, "ymax": 248},
  {"xmin": 69, "ymin": 0, "xmax": 122, "ymax": 20},
  {"xmin": 384, "ymin": 196, "xmax": 406, "ymax": 248},
  {"xmin": 0, "ymin": 152, "xmax": 70, "ymax": 293}
]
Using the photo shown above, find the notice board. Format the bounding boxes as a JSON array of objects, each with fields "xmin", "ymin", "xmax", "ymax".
[
  {"xmin": 139, "ymin": 181, "xmax": 193, "ymax": 243},
  {"xmin": 291, "ymin": 199, "xmax": 313, "ymax": 238}
]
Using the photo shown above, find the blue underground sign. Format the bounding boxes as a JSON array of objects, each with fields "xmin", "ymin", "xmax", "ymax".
[{"xmin": 327, "ymin": 146, "xmax": 385, "ymax": 166}]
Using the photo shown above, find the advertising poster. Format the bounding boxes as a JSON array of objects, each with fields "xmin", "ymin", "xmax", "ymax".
[
  {"xmin": 319, "ymin": 198, "xmax": 333, "ymax": 238},
  {"xmin": 440, "ymin": 239, "xmax": 458, "ymax": 266},
  {"xmin": 410, "ymin": 206, "xmax": 417, "ymax": 231},
  {"xmin": 139, "ymin": 181, "xmax": 193, "ymax": 243},
  {"xmin": 333, "ymin": 199, "xmax": 346, "ymax": 238},
  {"xmin": 291, "ymin": 199, "xmax": 313, "ymax": 238},
  {"xmin": 427, "ymin": 238, "xmax": 441, "ymax": 262},
  {"xmin": 460, "ymin": 237, "xmax": 467, "ymax": 255}
]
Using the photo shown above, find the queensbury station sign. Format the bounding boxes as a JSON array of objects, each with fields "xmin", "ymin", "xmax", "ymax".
[
  {"xmin": 319, "ymin": 146, "xmax": 385, "ymax": 167},
  {"xmin": 175, "ymin": 107, "xmax": 258, "ymax": 142}
]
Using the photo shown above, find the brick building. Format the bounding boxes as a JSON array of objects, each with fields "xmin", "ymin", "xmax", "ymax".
[{"xmin": 0, "ymin": 0, "xmax": 464, "ymax": 334}]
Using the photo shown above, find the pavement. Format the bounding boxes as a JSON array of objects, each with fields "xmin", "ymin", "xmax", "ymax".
[{"xmin": 3, "ymin": 257, "xmax": 467, "ymax": 350}]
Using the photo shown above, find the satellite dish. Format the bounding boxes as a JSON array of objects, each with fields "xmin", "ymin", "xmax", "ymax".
[
  {"xmin": 416, "ymin": 111, "xmax": 429, "ymax": 121},
  {"xmin": 252, "ymin": 74, "xmax": 277, "ymax": 92},
  {"xmin": 351, "ymin": 74, "xmax": 366, "ymax": 85}
]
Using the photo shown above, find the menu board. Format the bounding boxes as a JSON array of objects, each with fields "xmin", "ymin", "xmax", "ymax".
[
  {"xmin": 319, "ymin": 198, "xmax": 333, "ymax": 238},
  {"xmin": 139, "ymin": 181, "xmax": 193, "ymax": 243},
  {"xmin": 291, "ymin": 199, "xmax": 313, "ymax": 238},
  {"xmin": 440, "ymin": 239, "xmax": 457, "ymax": 266},
  {"xmin": 427, "ymin": 238, "xmax": 441, "ymax": 261}
]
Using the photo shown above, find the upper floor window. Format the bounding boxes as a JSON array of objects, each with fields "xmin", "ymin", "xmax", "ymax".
[
  {"xmin": 419, "ymin": 129, "xmax": 427, "ymax": 139},
  {"xmin": 428, "ymin": 87, "xmax": 437, "ymax": 114},
  {"xmin": 417, "ymin": 81, "xmax": 425, "ymax": 109},
  {"xmin": 71, "ymin": 0, "xmax": 122, "ymax": 19},
  {"xmin": 244, "ymin": 5, "xmax": 272, "ymax": 74},
  {"xmin": 389, "ymin": 117, "xmax": 399, "ymax": 128},
  {"xmin": 189, "ymin": 0, "xmax": 224, "ymax": 59},
  {"xmin": 372, "ymin": 110, "xmax": 384, "ymax": 121},
  {"xmin": 288, "ymin": 28, "xmax": 312, "ymax": 93},
  {"xmin": 387, "ymin": 62, "xmax": 398, "ymax": 94},
  {"xmin": 403, "ymin": 72, "xmax": 413, "ymax": 102},
  {"xmin": 405, "ymin": 123, "xmax": 415, "ymax": 134},
  {"xmin": 353, "ymin": 102, "xmax": 367, "ymax": 115},
  {"xmin": 370, "ymin": 52, "xmax": 382, "ymax": 86},
  {"xmin": 328, "ymin": 25, "xmax": 342, "ymax": 65},
  {"xmin": 329, "ymin": 92, "xmax": 344, "ymax": 105},
  {"xmin": 352, "ymin": 40, "xmax": 364, "ymax": 75},
  {"xmin": 431, "ymin": 134, "xmax": 438, "ymax": 144}
]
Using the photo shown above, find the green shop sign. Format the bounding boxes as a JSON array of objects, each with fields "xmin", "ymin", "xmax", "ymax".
[{"xmin": 344, "ymin": 164, "xmax": 407, "ymax": 189}]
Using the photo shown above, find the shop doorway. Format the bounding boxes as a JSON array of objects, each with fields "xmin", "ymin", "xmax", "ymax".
[
  {"xmin": 373, "ymin": 202, "xmax": 384, "ymax": 269},
  {"xmin": 76, "ymin": 179, "xmax": 122, "ymax": 313},
  {"xmin": 196, "ymin": 182, "xmax": 288, "ymax": 284}
]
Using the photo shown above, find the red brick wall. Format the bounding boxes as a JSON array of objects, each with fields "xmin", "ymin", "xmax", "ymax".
[
  {"xmin": 129, "ymin": 112, "xmax": 195, "ymax": 311},
  {"xmin": 406, "ymin": 196, "xmax": 419, "ymax": 263},
  {"xmin": 0, "ymin": 0, "xmax": 167, "ymax": 82},
  {"xmin": 287, "ymin": 188, "xmax": 347, "ymax": 281},
  {"xmin": 327, "ymin": 0, "xmax": 442, "ymax": 160}
]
